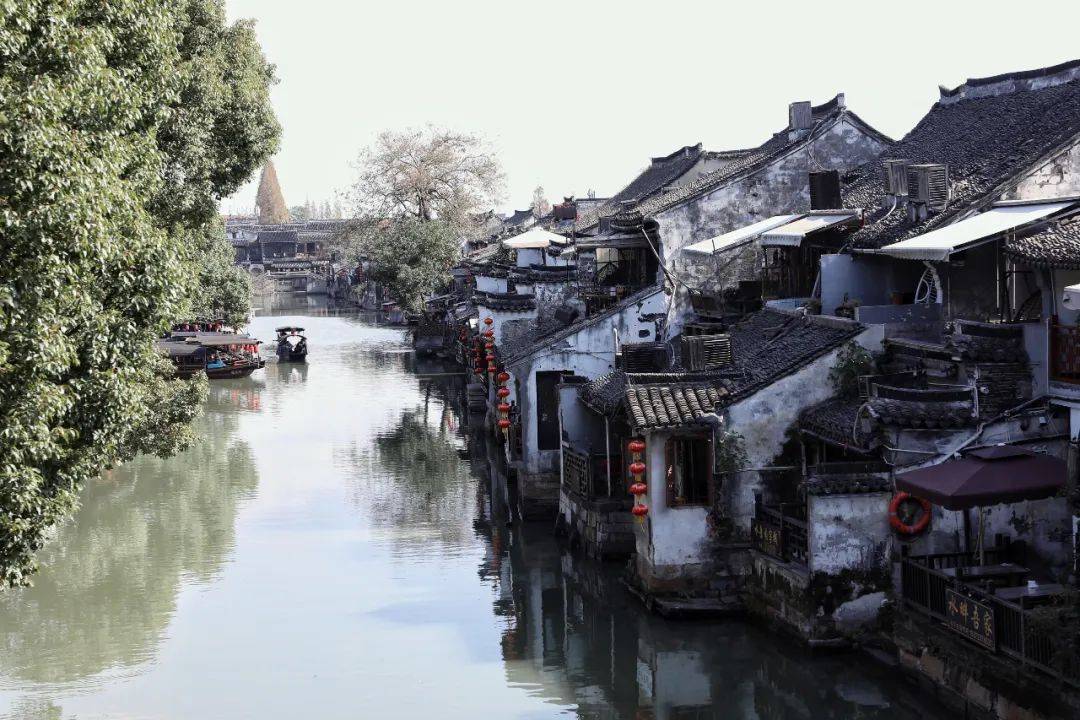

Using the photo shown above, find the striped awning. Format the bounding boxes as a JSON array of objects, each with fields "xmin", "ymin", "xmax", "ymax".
[{"xmin": 760, "ymin": 211, "xmax": 860, "ymax": 247}]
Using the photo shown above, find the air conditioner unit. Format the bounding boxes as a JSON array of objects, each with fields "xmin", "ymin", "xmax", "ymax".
[
  {"xmin": 883, "ymin": 159, "xmax": 909, "ymax": 196},
  {"xmin": 907, "ymin": 164, "xmax": 950, "ymax": 210},
  {"xmin": 681, "ymin": 334, "xmax": 733, "ymax": 371},
  {"xmin": 619, "ymin": 342, "xmax": 668, "ymax": 372}
]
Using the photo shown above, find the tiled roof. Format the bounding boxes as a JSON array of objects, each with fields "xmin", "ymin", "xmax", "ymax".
[
  {"xmin": 1004, "ymin": 215, "xmax": 1080, "ymax": 270},
  {"xmin": 505, "ymin": 208, "xmax": 535, "ymax": 227},
  {"xmin": 724, "ymin": 310, "xmax": 865, "ymax": 400},
  {"xmin": 630, "ymin": 102, "xmax": 890, "ymax": 221},
  {"xmin": 575, "ymin": 144, "xmax": 706, "ymax": 232},
  {"xmin": 474, "ymin": 291, "xmax": 536, "ymax": 312},
  {"xmin": 799, "ymin": 398, "xmax": 872, "ymax": 451},
  {"xmin": 510, "ymin": 265, "xmax": 578, "ymax": 283},
  {"xmin": 610, "ymin": 310, "xmax": 862, "ymax": 431},
  {"xmin": 845, "ymin": 70, "xmax": 1080, "ymax": 249},
  {"xmin": 258, "ymin": 230, "xmax": 299, "ymax": 243},
  {"xmin": 580, "ymin": 370, "xmax": 627, "ymax": 415},
  {"xmin": 625, "ymin": 379, "xmax": 731, "ymax": 430},
  {"xmin": 867, "ymin": 398, "xmax": 975, "ymax": 429}
]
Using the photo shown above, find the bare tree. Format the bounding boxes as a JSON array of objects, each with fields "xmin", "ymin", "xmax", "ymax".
[
  {"xmin": 351, "ymin": 126, "xmax": 505, "ymax": 230},
  {"xmin": 531, "ymin": 185, "xmax": 551, "ymax": 219}
]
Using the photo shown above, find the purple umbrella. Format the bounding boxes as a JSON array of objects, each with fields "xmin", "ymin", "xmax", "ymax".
[
  {"xmin": 895, "ymin": 446, "xmax": 1065, "ymax": 511},
  {"xmin": 896, "ymin": 445, "xmax": 1066, "ymax": 563}
]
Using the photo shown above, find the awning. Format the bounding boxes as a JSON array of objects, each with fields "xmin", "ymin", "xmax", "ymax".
[
  {"xmin": 502, "ymin": 227, "xmax": 569, "ymax": 249},
  {"xmin": 760, "ymin": 211, "xmax": 860, "ymax": 247},
  {"xmin": 878, "ymin": 200, "xmax": 1075, "ymax": 261},
  {"xmin": 682, "ymin": 215, "xmax": 801, "ymax": 256},
  {"xmin": 895, "ymin": 446, "xmax": 1065, "ymax": 510},
  {"xmin": 1064, "ymin": 283, "xmax": 1080, "ymax": 309}
]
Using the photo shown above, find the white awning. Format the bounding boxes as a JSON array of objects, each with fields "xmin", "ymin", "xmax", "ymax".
[
  {"xmin": 502, "ymin": 227, "xmax": 569, "ymax": 249},
  {"xmin": 878, "ymin": 201, "xmax": 1075, "ymax": 261},
  {"xmin": 1063, "ymin": 283, "xmax": 1080, "ymax": 309},
  {"xmin": 683, "ymin": 215, "xmax": 802, "ymax": 256},
  {"xmin": 760, "ymin": 211, "xmax": 860, "ymax": 247}
]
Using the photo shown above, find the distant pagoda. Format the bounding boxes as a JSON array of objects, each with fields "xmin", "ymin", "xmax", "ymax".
[{"xmin": 255, "ymin": 160, "xmax": 289, "ymax": 225}]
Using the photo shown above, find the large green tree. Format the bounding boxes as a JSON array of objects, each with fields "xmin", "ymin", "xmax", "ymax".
[
  {"xmin": 0, "ymin": 0, "xmax": 278, "ymax": 586},
  {"xmin": 341, "ymin": 218, "xmax": 460, "ymax": 312}
]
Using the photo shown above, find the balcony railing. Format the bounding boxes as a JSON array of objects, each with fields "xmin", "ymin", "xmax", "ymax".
[
  {"xmin": 901, "ymin": 550, "xmax": 1078, "ymax": 687},
  {"xmin": 1051, "ymin": 320, "xmax": 1080, "ymax": 385},
  {"xmin": 750, "ymin": 500, "xmax": 808, "ymax": 566}
]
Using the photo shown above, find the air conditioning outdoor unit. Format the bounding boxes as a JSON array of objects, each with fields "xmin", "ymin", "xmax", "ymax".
[
  {"xmin": 907, "ymin": 164, "xmax": 950, "ymax": 210},
  {"xmin": 620, "ymin": 342, "xmax": 668, "ymax": 373},
  {"xmin": 681, "ymin": 334, "xmax": 733, "ymax": 371},
  {"xmin": 883, "ymin": 159, "xmax": 909, "ymax": 196}
]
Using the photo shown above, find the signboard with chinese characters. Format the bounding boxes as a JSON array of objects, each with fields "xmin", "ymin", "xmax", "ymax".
[
  {"xmin": 945, "ymin": 589, "xmax": 996, "ymax": 650},
  {"xmin": 751, "ymin": 519, "xmax": 781, "ymax": 560}
]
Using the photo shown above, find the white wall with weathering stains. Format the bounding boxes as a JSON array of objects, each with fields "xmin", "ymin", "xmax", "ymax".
[{"xmin": 508, "ymin": 290, "xmax": 666, "ymax": 479}]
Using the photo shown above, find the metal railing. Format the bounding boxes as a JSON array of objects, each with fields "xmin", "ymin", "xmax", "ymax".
[
  {"xmin": 901, "ymin": 551, "xmax": 1078, "ymax": 687},
  {"xmin": 750, "ymin": 500, "xmax": 808, "ymax": 566},
  {"xmin": 1051, "ymin": 320, "xmax": 1080, "ymax": 384}
]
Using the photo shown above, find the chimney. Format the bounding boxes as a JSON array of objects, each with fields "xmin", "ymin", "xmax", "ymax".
[
  {"xmin": 789, "ymin": 101, "xmax": 813, "ymax": 131},
  {"xmin": 836, "ymin": 93, "xmax": 846, "ymax": 109}
]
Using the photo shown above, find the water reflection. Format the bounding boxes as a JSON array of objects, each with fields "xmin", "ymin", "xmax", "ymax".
[
  {"xmin": 0, "ymin": 304, "xmax": 950, "ymax": 719},
  {"xmin": 0, "ymin": 394, "xmax": 257, "ymax": 688}
]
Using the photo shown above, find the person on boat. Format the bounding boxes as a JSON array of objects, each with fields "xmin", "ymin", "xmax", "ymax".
[{"xmin": 206, "ymin": 353, "xmax": 226, "ymax": 370}]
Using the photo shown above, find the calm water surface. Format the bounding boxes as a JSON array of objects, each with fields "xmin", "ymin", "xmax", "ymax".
[{"xmin": 0, "ymin": 297, "xmax": 950, "ymax": 719}]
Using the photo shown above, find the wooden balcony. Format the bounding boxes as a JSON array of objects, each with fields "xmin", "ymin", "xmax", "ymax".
[
  {"xmin": 750, "ymin": 499, "xmax": 808, "ymax": 566},
  {"xmin": 562, "ymin": 444, "xmax": 623, "ymax": 499}
]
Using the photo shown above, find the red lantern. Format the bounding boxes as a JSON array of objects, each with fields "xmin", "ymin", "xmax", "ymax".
[
  {"xmin": 487, "ymin": 364, "xmax": 497, "ymax": 374},
  {"xmin": 497, "ymin": 387, "xmax": 510, "ymax": 398},
  {"xmin": 498, "ymin": 403, "xmax": 511, "ymax": 413},
  {"xmin": 629, "ymin": 461, "xmax": 646, "ymax": 476},
  {"xmin": 632, "ymin": 505, "xmax": 649, "ymax": 518},
  {"xmin": 629, "ymin": 483, "xmax": 647, "ymax": 496},
  {"xmin": 486, "ymin": 353, "xmax": 495, "ymax": 361},
  {"xmin": 482, "ymin": 330, "xmax": 494, "ymax": 338},
  {"xmin": 497, "ymin": 371, "xmax": 510, "ymax": 383},
  {"xmin": 483, "ymin": 317, "xmax": 494, "ymax": 325},
  {"xmin": 498, "ymin": 419, "xmax": 511, "ymax": 429},
  {"xmin": 485, "ymin": 341, "xmax": 494, "ymax": 349},
  {"xmin": 628, "ymin": 439, "xmax": 646, "ymax": 454}
]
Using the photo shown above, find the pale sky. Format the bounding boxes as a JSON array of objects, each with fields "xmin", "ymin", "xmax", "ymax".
[{"xmin": 222, "ymin": 0, "xmax": 1080, "ymax": 216}]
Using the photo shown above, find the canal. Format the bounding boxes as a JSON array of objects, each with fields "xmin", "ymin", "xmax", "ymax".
[{"xmin": 0, "ymin": 301, "xmax": 951, "ymax": 719}]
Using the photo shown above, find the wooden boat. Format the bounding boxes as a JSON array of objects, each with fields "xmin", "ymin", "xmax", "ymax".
[
  {"xmin": 157, "ymin": 334, "xmax": 264, "ymax": 379},
  {"xmin": 275, "ymin": 327, "xmax": 308, "ymax": 362}
]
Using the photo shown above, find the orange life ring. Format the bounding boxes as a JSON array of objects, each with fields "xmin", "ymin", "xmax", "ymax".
[{"xmin": 888, "ymin": 492, "xmax": 931, "ymax": 535}]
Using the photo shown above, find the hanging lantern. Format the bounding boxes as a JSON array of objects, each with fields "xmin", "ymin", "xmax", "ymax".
[
  {"xmin": 629, "ymin": 461, "xmax": 646, "ymax": 476},
  {"xmin": 482, "ymin": 329, "xmax": 494, "ymax": 338},
  {"xmin": 486, "ymin": 353, "xmax": 495, "ymax": 361},
  {"xmin": 498, "ymin": 418, "xmax": 511, "ymax": 430},
  {"xmin": 498, "ymin": 403, "xmax": 511, "ymax": 414},
  {"xmin": 483, "ymin": 317, "xmax": 494, "ymax": 325},
  {"xmin": 497, "ymin": 371, "xmax": 510, "ymax": 383},
  {"xmin": 497, "ymin": 387, "xmax": 510, "ymax": 398},
  {"xmin": 628, "ymin": 439, "xmax": 646, "ymax": 455},
  {"xmin": 629, "ymin": 482, "xmax": 648, "ymax": 496},
  {"xmin": 485, "ymin": 341, "xmax": 494, "ymax": 349},
  {"xmin": 487, "ymin": 363, "xmax": 497, "ymax": 374},
  {"xmin": 632, "ymin": 504, "xmax": 649, "ymax": 518}
]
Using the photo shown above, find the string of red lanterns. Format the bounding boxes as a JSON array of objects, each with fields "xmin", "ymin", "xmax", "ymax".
[{"xmin": 628, "ymin": 438, "xmax": 648, "ymax": 519}]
